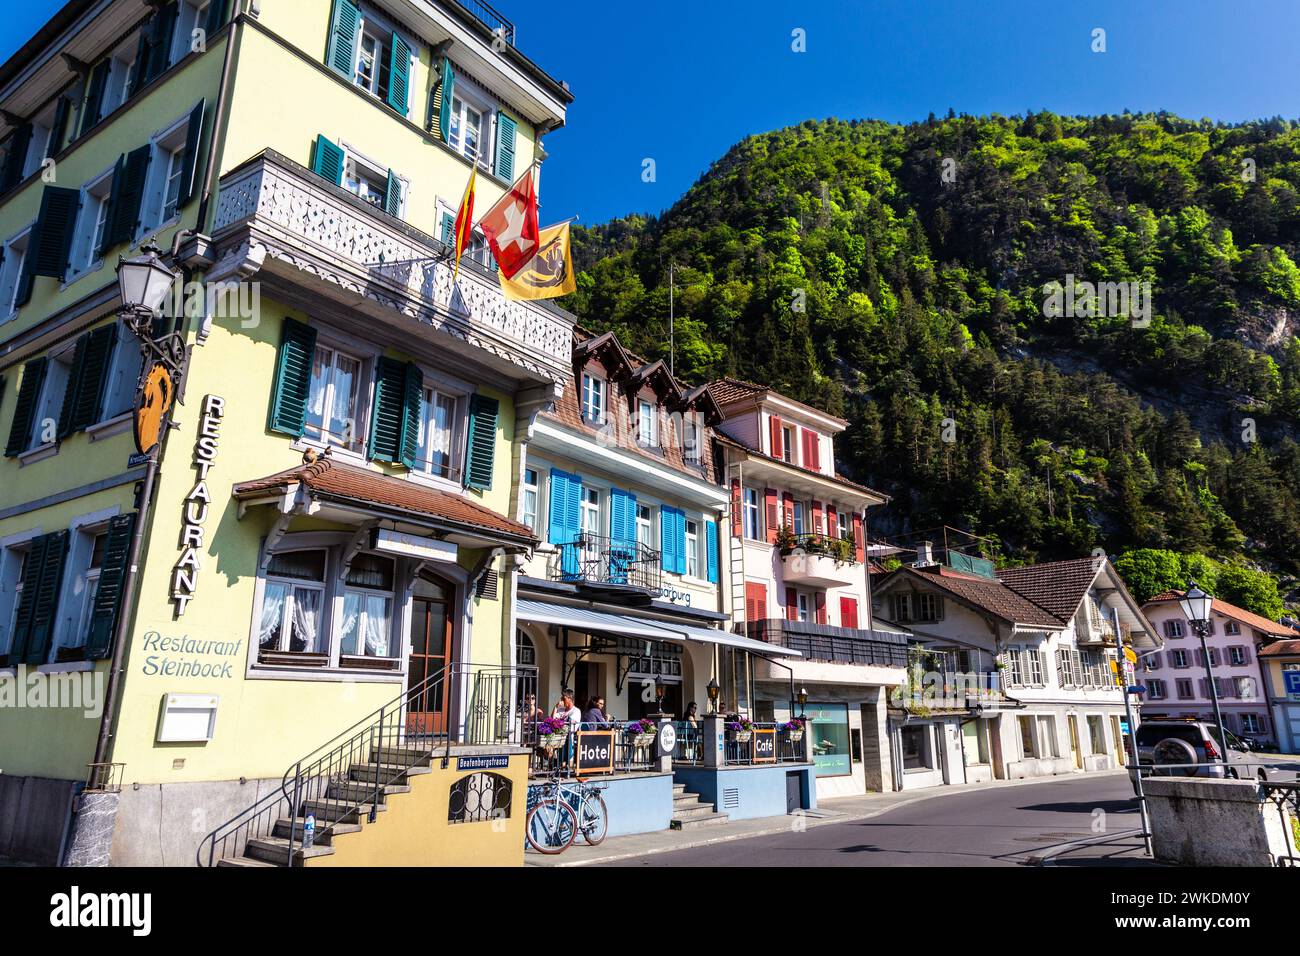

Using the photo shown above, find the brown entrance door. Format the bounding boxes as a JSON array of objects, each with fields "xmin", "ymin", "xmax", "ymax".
[{"xmin": 406, "ymin": 576, "xmax": 453, "ymax": 735}]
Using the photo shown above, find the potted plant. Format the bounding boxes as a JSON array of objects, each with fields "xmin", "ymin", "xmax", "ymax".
[
  {"xmin": 624, "ymin": 717, "xmax": 657, "ymax": 748},
  {"xmin": 726, "ymin": 716, "xmax": 755, "ymax": 743},
  {"xmin": 781, "ymin": 717, "xmax": 806, "ymax": 743},
  {"xmin": 775, "ymin": 525, "xmax": 797, "ymax": 554},
  {"xmin": 536, "ymin": 716, "xmax": 569, "ymax": 750}
]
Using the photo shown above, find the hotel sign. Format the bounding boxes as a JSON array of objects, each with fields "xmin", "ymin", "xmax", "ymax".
[
  {"xmin": 172, "ymin": 396, "xmax": 225, "ymax": 616},
  {"xmin": 575, "ymin": 729, "xmax": 615, "ymax": 775}
]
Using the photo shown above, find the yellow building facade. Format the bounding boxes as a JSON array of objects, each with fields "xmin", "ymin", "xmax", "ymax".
[{"xmin": 0, "ymin": 0, "xmax": 573, "ymax": 866}]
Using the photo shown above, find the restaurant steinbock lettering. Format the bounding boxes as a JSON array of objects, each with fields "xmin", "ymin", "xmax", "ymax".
[
  {"xmin": 753, "ymin": 726, "xmax": 777, "ymax": 763},
  {"xmin": 575, "ymin": 728, "xmax": 615, "ymax": 775},
  {"xmin": 172, "ymin": 396, "xmax": 225, "ymax": 615}
]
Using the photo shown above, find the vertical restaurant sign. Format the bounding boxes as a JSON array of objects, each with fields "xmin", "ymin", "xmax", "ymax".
[{"xmin": 172, "ymin": 395, "xmax": 225, "ymax": 615}]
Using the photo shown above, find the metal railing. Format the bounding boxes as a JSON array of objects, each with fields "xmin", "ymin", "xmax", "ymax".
[
  {"xmin": 673, "ymin": 720, "xmax": 704, "ymax": 765},
  {"xmin": 198, "ymin": 663, "xmax": 535, "ymax": 866},
  {"xmin": 747, "ymin": 619, "xmax": 910, "ymax": 667},
  {"xmin": 722, "ymin": 722, "xmax": 806, "ymax": 765},
  {"xmin": 454, "ymin": 0, "xmax": 516, "ymax": 45},
  {"xmin": 527, "ymin": 722, "xmax": 659, "ymax": 776},
  {"xmin": 1261, "ymin": 781, "xmax": 1300, "ymax": 867},
  {"xmin": 780, "ymin": 532, "xmax": 857, "ymax": 564},
  {"xmin": 549, "ymin": 533, "xmax": 662, "ymax": 591}
]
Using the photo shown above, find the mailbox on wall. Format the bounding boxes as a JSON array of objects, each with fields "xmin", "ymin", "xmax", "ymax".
[{"xmin": 156, "ymin": 694, "xmax": 219, "ymax": 743}]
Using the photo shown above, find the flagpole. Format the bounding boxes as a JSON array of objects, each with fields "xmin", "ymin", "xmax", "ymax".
[{"xmin": 669, "ymin": 262, "xmax": 675, "ymax": 377}]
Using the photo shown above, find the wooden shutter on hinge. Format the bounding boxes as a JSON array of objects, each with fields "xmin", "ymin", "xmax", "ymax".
[
  {"xmin": 785, "ymin": 586, "xmax": 798, "ymax": 622},
  {"xmin": 464, "ymin": 394, "xmax": 499, "ymax": 490},
  {"xmin": 745, "ymin": 582, "xmax": 766, "ymax": 624},
  {"xmin": 398, "ymin": 363, "xmax": 422, "ymax": 470},
  {"xmin": 730, "ymin": 478, "xmax": 743, "ymax": 537},
  {"xmin": 782, "ymin": 492, "xmax": 794, "ymax": 533},
  {"xmin": 852, "ymin": 513, "xmax": 865, "ymax": 562},
  {"xmin": 29, "ymin": 185, "xmax": 81, "ymax": 279},
  {"xmin": 430, "ymin": 57, "xmax": 455, "ymax": 141},
  {"xmin": 310, "ymin": 135, "xmax": 344, "ymax": 187},
  {"xmin": 327, "ymin": 0, "xmax": 360, "ymax": 77},
  {"xmin": 0, "ymin": 122, "xmax": 32, "ymax": 193},
  {"xmin": 705, "ymin": 519, "xmax": 718, "ymax": 584},
  {"xmin": 840, "ymin": 597, "xmax": 858, "ymax": 629},
  {"xmin": 811, "ymin": 500, "xmax": 823, "ymax": 535},
  {"xmin": 826, "ymin": 505, "xmax": 837, "ymax": 538},
  {"xmin": 205, "ymin": 0, "xmax": 232, "ymax": 35},
  {"xmin": 267, "ymin": 318, "xmax": 317, "ymax": 437},
  {"xmin": 547, "ymin": 468, "xmax": 579, "ymax": 545},
  {"xmin": 47, "ymin": 97, "xmax": 70, "ymax": 161},
  {"xmin": 104, "ymin": 144, "xmax": 150, "ymax": 249},
  {"xmin": 815, "ymin": 592, "xmax": 827, "ymax": 624},
  {"xmin": 764, "ymin": 488, "xmax": 778, "ymax": 544},
  {"xmin": 57, "ymin": 322, "xmax": 116, "ymax": 439},
  {"xmin": 13, "ymin": 529, "xmax": 69, "ymax": 665},
  {"xmin": 84, "ymin": 512, "xmax": 136, "ymax": 660},
  {"xmin": 79, "ymin": 60, "xmax": 110, "ymax": 137},
  {"xmin": 769, "ymin": 415, "xmax": 782, "ymax": 459},
  {"xmin": 494, "ymin": 112, "xmax": 516, "ymax": 181},
  {"xmin": 386, "ymin": 32, "xmax": 411, "ymax": 114},
  {"xmin": 367, "ymin": 356, "xmax": 408, "ymax": 463},
  {"xmin": 176, "ymin": 98, "xmax": 205, "ymax": 207},
  {"xmin": 5, "ymin": 357, "xmax": 47, "ymax": 457},
  {"xmin": 383, "ymin": 169, "xmax": 401, "ymax": 217}
]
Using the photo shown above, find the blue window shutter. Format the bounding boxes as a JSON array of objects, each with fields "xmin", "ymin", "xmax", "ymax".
[
  {"xmin": 674, "ymin": 509, "xmax": 688, "ymax": 575},
  {"xmin": 494, "ymin": 112, "xmax": 516, "ymax": 181},
  {"xmin": 660, "ymin": 507, "xmax": 678, "ymax": 572},
  {"xmin": 327, "ymin": 0, "xmax": 359, "ymax": 76},
  {"xmin": 464, "ymin": 394, "xmax": 499, "ymax": 490},
  {"xmin": 383, "ymin": 169, "xmax": 401, "ymax": 217},
  {"xmin": 386, "ymin": 32, "xmax": 410, "ymax": 114},
  {"xmin": 310, "ymin": 135, "xmax": 344, "ymax": 187},
  {"xmin": 706, "ymin": 519, "xmax": 718, "ymax": 583},
  {"xmin": 547, "ymin": 469, "xmax": 570, "ymax": 545}
]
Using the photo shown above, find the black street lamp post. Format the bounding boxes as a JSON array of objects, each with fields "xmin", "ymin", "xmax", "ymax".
[{"xmin": 1179, "ymin": 581, "xmax": 1227, "ymax": 765}]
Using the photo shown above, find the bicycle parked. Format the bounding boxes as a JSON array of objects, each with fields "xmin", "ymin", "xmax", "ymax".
[{"xmin": 525, "ymin": 773, "xmax": 609, "ymax": 854}]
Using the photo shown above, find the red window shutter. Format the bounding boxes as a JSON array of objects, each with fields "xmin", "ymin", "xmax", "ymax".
[
  {"xmin": 826, "ymin": 505, "xmax": 837, "ymax": 537},
  {"xmin": 769, "ymin": 415, "xmax": 783, "ymax": 459},
  {"xmin": 840, "ymin": 596, "xmax": 858, "ymax": 629},
  {"xmin": 764, "ymin": 488, "xmax": 779, "ymax": 544},
  {"xmin": 852, "ymin": 513, "xmax": 865, "ymax": 562},
  {"xmin": 730, "ymin": 479, "xmax": 743, "ymax": 537},
  {"xmin": 811, "ymin": 500, "xmax": 823, "ymax": 534},
  {"xmin": 782, "ymin": 491, "xmax": 794, "ymax": 531},
  {"xmin": 745, "ymin": 582, "xmax": 766, "ymax": 622},
  {"xmin": 785, "ymin": 587, "xmax": 798, "ymax": 622},
  {"xmin": 815, "ymin": 592, "xmax": 827, "ymax": 624},
  {"xmin": 802, "ymin": 428, "xmax": 820, "ymax": 472}
]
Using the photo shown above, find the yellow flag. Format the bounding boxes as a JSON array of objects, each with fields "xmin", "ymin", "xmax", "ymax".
[{"xmin": 499, "ymin": 222, "xmax": 576, "ymax": 301}]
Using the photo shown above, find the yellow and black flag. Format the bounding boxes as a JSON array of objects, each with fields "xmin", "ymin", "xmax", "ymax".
[{"xmin": 499, "ymin": 222, "xmax": 576, "ymax": 301}]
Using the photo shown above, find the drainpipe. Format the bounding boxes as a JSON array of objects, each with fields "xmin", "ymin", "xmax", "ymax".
[{"xmin": 194, "ymin": 0, "xmax": 246, "ymax": 235}]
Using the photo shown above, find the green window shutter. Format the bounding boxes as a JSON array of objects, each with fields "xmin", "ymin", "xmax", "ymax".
[
  {"xmin": 176, "ymin": 98, "xmax": 206, "ymax": 207},
  {"xmin": 57, "ymin": 323, "xmax": 116, "ymax": 439},
  {"xmin": 96, "ymin": 154, "xmax": 124, "ymax": 260},
  {"xmin": 103, "ymin": 145, "xmax": 150, "ymax": 249},
  {"xmin": 310, "ymin": 134, "xmax": 344, "ymax": 187},
  {"xmin": 367, "ymin": 356, "xmax": 407, "ymax": 463},
  {"xmin": 400, "ymin": 362, "xmax": 423, "ymax": 469},
  {"xmin": 267, "ymin": 318, "xmax": 317, "ymax": 437},
  {"xmin": 85, "ymin": 512, "xmax": 136, "ymax": 661},
  {"xmin": 494, "ymin": 112, "xmax": 516, "ymax": 182},
  {"xmin": 148, "ymin": 2, "xmax": 180, "ymax": 81},
  {"xmin": 13, "ymin": 530, "xmax": 69, "ymax": 665},
  {"xmin": 205, "ymin": 0, "xmax": 231, "ymax": 35},
  {"xmin": 437, "ymin": 58, "xmax": 455, "ymax": 143},
  {"xmin": 386, "ymin": 32, "xmax": 411, "ymax": 114},
  {"xmin": 28, "ymin": 185, "xmax": 81, "ymax": 279},
  {"xmin": 79, "ymin": 60, "xmax": 109, "ymax": 137},
  {"xmin": 326, "ymin": 0, "xmax": 360, "ymax": 76},
  {"xmin": 0, "ymin": 122, "xmax": 32, "ymax": 194},
  {"xmin": 440, "ymin": 211, "xmax": 455, "ymax": 245},
  {"xmin": 383, "ymin": 169, "xmax": 401, "ymax": 218},
  {"xmin": 127, "ymin": 27, "xmax": 152, "ymax": 99},
  {"xmin": 4, "ymin": 357, "xmax": 47, "ymax": 457},
  {"xmin": 463, "ymin": 394, "xmax": 498, "ymax": 490},
  {"xmin": 47, "ymin": 96, "xmax": 70, "ymax": 161}
]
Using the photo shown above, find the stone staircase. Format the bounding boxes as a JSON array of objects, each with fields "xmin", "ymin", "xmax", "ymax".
[
  {"xmin": 669, "ymin": 781, "xmax": 729, "ymax": 831},
  {"xmin": 214, "ymin": 747, "xmax": 433, "ymax": 868}
]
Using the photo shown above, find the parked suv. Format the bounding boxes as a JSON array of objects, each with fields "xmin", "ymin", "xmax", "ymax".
[{"xmin": 1130, "ymin": 719, "xmax": 1267, "ymax": 785}]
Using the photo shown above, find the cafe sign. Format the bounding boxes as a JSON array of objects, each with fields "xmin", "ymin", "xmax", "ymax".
[
  {"xmin": 752, "ymin": 726, "xmax": 777, "ymax": 763},
  {"xmin": 172, "ymin": 395, "xmax": 225, "ymax": 616}
]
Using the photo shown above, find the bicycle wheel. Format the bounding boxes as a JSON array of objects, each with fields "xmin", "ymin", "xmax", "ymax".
[
  {"xmin": 577, "ymin": 791, "xmax": 609, "ymax": 846},
  {"xmin": 526, "ymin": 798, "xmax": 577, "ymax": 854}
]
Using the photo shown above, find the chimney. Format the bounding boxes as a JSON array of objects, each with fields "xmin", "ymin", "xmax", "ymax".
[{"xmin": 913, "ymin": 541, "xmax": 937, "ymax": 569}]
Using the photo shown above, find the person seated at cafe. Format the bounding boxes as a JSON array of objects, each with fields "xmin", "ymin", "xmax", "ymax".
[
  {"xmin": 553, "ymin": 689, "xmax": 582, "ymax": 735},
  {"xmin": 583, "ymin": 696, "xmax": 610, "ymax": 728},
  {"xmin": 683, "ymin": 701, "xmax": 699, "ymax": 727}
]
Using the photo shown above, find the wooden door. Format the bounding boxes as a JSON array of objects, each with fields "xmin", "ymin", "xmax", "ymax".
[{"xmin": 406, "ymin": 577, "xmax": 453, "ymax": 735}]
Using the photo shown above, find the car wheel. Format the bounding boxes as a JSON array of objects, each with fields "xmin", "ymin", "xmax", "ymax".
[
  {"xmin": 1225, "ymin": 768, "xmax": 1239, "ymax": 780},
  {"xmin": 1152, "ymin": 738, "xmax": 1199, "ymax": 776}
]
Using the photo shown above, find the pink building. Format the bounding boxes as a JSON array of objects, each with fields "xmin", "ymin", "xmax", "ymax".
[{"xmin": 1139, "ymin": 590, "xmax": 1295, "ymax": 745}]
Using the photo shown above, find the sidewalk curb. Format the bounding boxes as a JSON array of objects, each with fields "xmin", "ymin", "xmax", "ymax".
[{"xmin": 527, "ymin": 769, "xmax": 1129, "ymax": 867}]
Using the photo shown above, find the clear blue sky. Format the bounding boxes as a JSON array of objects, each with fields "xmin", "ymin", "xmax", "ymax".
[{"xmin": 6, "ymin": 0, "xmax": 1297, "ymax": 224}]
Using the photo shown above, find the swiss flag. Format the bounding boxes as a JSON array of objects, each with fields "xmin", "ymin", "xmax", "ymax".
[{"xmin": 479, "ymin": 169, "xmax": 539, "ymax": 279}]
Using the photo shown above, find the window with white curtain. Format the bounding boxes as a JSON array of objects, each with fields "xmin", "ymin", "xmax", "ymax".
[
  {"xmin": 340, "ymin": 553, "xmax": 396, "ymax": 659},
  {"xmin": 305, "ymin": 344, "xmax": 363, "ymax": 449},
  {"xmin": 684, "ymin": 519, "xmax": 699, "ymax": 577},
  {"xmin": 522, "ymin": 468, "xmax": 539, "ymax": 531},
  {"xmin": 415, "ymin": 387, "xmax": 458, "ymax": 479},
  {"xmin": 259, "ymin": 550, "xmax": 327, "ymax": 655}
]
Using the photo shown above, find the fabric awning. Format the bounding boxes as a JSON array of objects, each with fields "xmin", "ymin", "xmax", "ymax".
[{"xmin": 515, "ymin": 600, "xmax": 801, "ymax": 657}]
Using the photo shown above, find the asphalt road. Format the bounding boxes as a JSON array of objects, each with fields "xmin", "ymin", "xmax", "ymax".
[{"xmin": 602, "ymin": 773, "xmax": 1148, "ymax": 867}]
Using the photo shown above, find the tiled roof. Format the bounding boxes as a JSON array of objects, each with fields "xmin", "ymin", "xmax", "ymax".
[
  {"xmin": 705, "ymin": 377, "xmax": 769, "ymax": 407},
  {"xmin": 997, "ymin": 557, "xmax": 1100, "ymax": 621},
  {"xmin": 1143, "ymin": 589, "xmax": 1294, "ymax": 637},
  {"xmin": 895, "ymin": 566, "xmax": 1064, "ymax": 628},
  {"xmin": 231, "ymin": 459, "xmax": 536, "ymax": 541},
  {"xmin": 1260, "ymin": 639, "xmax": 1300, "ymax": 657}
]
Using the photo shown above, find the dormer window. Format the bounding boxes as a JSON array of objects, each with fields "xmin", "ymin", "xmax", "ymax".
[
  {"xmin": 683, "ymin": 418, "xmax": 700, "ymax": 462},
  {"xmin": 637, "ymin": 399, "xmax": 657, "ymax": 446},
  {"xmin": 581, "ymin": 373, "xmax": 605, "ymax": 424}
]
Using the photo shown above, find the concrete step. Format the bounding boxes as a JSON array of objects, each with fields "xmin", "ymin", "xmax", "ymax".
[
  {"xmin": 672, "ymin": 794, "xmax": 709, "ymax": 809},
  {"xmin": 272, "ymin": 818, "xmax": 362, "ymax": 846},
  {"xmin": 670, "ymin": 813, "xmax": 730, "ymax": 831},
  {"xmin": 215, "ymin": 855, "xmax": 279, "ymax": 868},
  {"xmin": 348, "ymin": 762, "xmax": 432, "ymax": 784},
  {"xmin": 368, "ymin": 746, "xmax": 435, "ymax": 767},
  {"xmin": 299, "ymin": 798, "xmax": 387, "ymax": 824},
  {"xmin": 670, "ymin": 804, "xmax": 721, "ymax": 822},
  {"xmin": 245, "ymin": 836, "xmax": 336, "ymax": 866},
  {"xmin": 327, "ymin": 780, "xmax": 411, "ymax": 804},
  {"xmin": 672, "ymin": 784, "xmax": 688, "ymax": 794}
]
